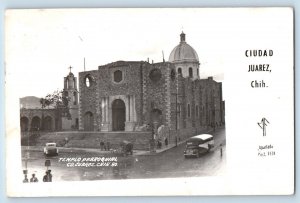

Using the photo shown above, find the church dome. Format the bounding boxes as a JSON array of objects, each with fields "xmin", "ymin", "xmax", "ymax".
[{"xmin": 169, "ymin": 32, "xmax": 199, "ymax": 63}]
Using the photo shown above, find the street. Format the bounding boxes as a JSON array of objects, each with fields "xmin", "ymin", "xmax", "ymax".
[{"xmin": 21, "ymin": 127, "xmax": 226, "ymax": 182}]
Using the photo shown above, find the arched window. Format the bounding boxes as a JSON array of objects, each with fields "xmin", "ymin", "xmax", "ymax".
[
  {"xmin": 73, "ymin": 92, "xmax": 77, "ymax": 105},
  {"xmin": 197, "ymin": 68, "xmax": 199, "ymax": 77},
  {"xmin": 178, "ymin": 104, "xmax": 181, "ymax": 118},
  {"xmin": 113, "ymin": 70, "xmax": 123, "ymax": 83},
  {"xmin": 84, "ymin": 75, "xmax": 92, "ymax": 87},
  {"xmin": 187, "ymin": 104, "xmax": 191, "ymax": 117},
  {"xmin": 85, "ymin": 77, "xmax": 90, "ymax": 87},
  {"xmin": 189, "ymin": 67, "xmax": 193, "ymax": 78},
  {"xmin": 178, "ymin": 68, "xmax": 182, "ymax": 75},
  {"xmin": 66, "ymin": 79, "xmax": 69, "ymax": 89}
]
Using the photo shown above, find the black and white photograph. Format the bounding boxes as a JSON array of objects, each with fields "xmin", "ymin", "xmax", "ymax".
[{"xmin": 5, "ymin": 8, "xmax": 293, "ymax": 196}]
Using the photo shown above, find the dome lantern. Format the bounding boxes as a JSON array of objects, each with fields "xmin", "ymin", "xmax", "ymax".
[
  {"xmin": 168, "ymin": 32, "xmax": 200, "ymax": 80},
  {"xmin": 180, "ymin": 32, "xmax": 186, "ymax": 42}
]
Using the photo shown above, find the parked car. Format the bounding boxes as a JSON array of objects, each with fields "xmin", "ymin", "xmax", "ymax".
[
  {"xmin": 120, "ymin": 141, "xmax": 133, "ymax": 156},
  {"xmin": 44, "ymin": 142, "xmax": 59, "ymax": 156},
  {"xmin": 184, "ymin": 134, "xmax": 214, "ymax": 158}
]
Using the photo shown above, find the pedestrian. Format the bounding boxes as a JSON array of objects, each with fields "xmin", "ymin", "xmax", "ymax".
[
  {"xmin": 64, "ymin": 137, "xmax": 69, "ymax": 146},
  {"xmin": 157, "ymin": 139, "xmax": 162, "ymax": 149},
  {"xmin": 23, "ymin": 174, "xmax": 29, "ymax": 183},
  {"xmin": 220, "ymin": 144, "xmax": 223, "ymax": 157},
  {"xmin": 106, "ymin": 141, "xmax": 110, "ymax": 151},
  {"xmin": 100, "ymin": 140, "xmax": 104, "ymax": 151},
  {"xmin": 30, "ymin": 173, "xmax": 38, "ymax": 182},
  {"xmin": 47, "ymin": 170, "xmax": 52, "ymax": 182},
  {"xmin": 43, "ymin": 170, "xmax": 53, "ymax": 182},
  {"xmin": 104, "ymin": 142, "xmax": 107, "ymax": 151},
  {"xmin": 164, "ymin": 137, "xmax": 168, "ymax": 146},
  {"xmin": 43, "ymin": 171, "xmax": 49, "ymax": 182}
]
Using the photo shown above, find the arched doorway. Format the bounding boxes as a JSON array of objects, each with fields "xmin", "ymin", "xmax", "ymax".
[
  {"xmin": 84, "ymin": 111, "xmax": 94, "ymax": 131},
  {"xmin": 20, "ymin": 117, "xmax": 29, "ymax": 132},
  {"xmin": 43, "ymin": 116, "xmax": 53, "ymax": 131},
  {"xmin": 31, "ymin": 116, "xmax": 41, "ymax": 131},
  {"xmin": 112, "ymin": 99, "xmax": 126, "ymax": 131}
]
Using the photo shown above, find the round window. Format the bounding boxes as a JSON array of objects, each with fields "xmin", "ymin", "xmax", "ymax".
[
  {"xmin": 149, "ymin": 68, "xmax": 162, "ymax": 82},
  {"xmin": 114, "ymin": 70, "xmax": 123, "ymax": 83}
]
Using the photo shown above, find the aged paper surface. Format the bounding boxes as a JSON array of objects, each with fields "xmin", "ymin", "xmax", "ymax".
[{"xmin": 5, "ymin": 8, "xmax": 294, "ymax": 196}]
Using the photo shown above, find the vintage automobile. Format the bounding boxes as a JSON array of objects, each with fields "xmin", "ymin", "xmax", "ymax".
[
  {"xmin": 184, "ymin": 134, "xmax": 214, "ymax": 158},
  {"xmin": 43, "ymin": 142, "xmax": 59, "ymax": 156},
  {"xmin": 120, "ymin": 140, "xmax": 133, "ymax": 156}
]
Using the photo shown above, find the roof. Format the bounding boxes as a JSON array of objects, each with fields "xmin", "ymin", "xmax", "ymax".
[
  {"xmin": 168, "ymin": 32, "xmax": 199, "ymax": 63},
  {"xmin": 190, "ymin": 134, "xmax": 213, "ymax": 141}
]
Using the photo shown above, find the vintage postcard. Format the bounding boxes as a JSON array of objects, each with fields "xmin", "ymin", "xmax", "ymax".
[{"xmin": 5, "ymin": 8, "xmax": 294, "ymax": 196}]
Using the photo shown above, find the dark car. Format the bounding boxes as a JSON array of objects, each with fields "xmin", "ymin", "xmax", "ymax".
[{"xmin": 120, "ymin": 141, "xmax": 133, "ymax": 156}]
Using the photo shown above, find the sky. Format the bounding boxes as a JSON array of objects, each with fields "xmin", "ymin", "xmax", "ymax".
[{"xmin": 6, "ymin": 8, "xmax": 230, "ymax": 98}]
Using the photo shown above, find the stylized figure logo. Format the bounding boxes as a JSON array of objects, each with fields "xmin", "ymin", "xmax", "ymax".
[{"xmin": 257, "ymin": 118, "xmax": 269, "ymax": 137}]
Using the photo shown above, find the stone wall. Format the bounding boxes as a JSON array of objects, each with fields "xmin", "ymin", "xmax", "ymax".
[{"xmin": 78, "ymin": 70, "xmax": 98, "ymax": 130}]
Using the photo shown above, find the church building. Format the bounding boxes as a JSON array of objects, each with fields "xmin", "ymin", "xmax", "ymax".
[{"xmin": 78, "ymin": 32, "xmax": 225, "ymax": 140}]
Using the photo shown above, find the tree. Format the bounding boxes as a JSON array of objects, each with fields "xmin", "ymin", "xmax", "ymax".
[{"xmin": 40, "ymin": 90, "xmax": 69, "ymax": 109}]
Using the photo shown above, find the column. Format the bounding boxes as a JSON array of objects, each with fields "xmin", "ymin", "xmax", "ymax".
[
  {"xmin": 106, "ymin": 97, "xmax": 109, "ymax": 122},
  {"xmin": 133, "ymin": 95, "xmax": 136, "ymax": 122},
  {"xmin": 101, "ymin": 98, "xmax": 105, "ymax": 122},
  {"xmin": 126, "ymin": 95, "xmax": 130, "ymax": 122},
  {"xmin": 125, "ymin": 95, "xmax": 136, "ymax": 131},
  {"xmin": 101, "ymin": 97, "xmax": 110, "ymax": 131}
]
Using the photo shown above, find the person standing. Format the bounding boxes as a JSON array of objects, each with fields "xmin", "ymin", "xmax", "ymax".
[
  {"xmin": 220, "ymin": 144, "xmax": 223, "ymax": 157},
  {"xmin": 43, "ymin": 171, "xmax": 48, "ymax": 182},
  {"xmin": 30, "ymin": 173, "xmax": 38, "ymax": 182},
  {"xmin": 23, "ymin": 175, "xmax": 29, "ymax": 183},
  {"xmin": 100, "ymin": 140, "xmax": 104, "ymax": 151},
  {"xmin": 47, "ymin": 170, "xmax": 52, "ymax": 182},
  {"xmin": 106, "ymin": 141, "xmax": 111, "ymax": 151}
]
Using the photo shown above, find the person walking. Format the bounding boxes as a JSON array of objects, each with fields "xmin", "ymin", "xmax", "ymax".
[{"xmin": 220, "ymin": 144, "xmax": 223, "ymax": 157}]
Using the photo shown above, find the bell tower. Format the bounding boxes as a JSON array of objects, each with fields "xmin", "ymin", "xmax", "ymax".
[{"xmin": 62, "ymin": 66, "xmax": 79, "ymax": 130}]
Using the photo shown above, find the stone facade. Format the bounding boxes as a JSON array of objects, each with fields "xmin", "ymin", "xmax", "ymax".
[
  {"xmin": 78, "ymin": 61, "xmax": 225, "ymax": 142},
  {"xmin": 78, "ymin": 32, "xmax": 225, "ymax": 143}
]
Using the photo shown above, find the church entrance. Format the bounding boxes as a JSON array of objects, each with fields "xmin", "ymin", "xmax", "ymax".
[
  {"xmin": 112, "ymin": 99, "xmax": 125, "ymax": 131},
  {"xmin": 84, "ymin": 111, "xmax": 94, "ymax": 131}
]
